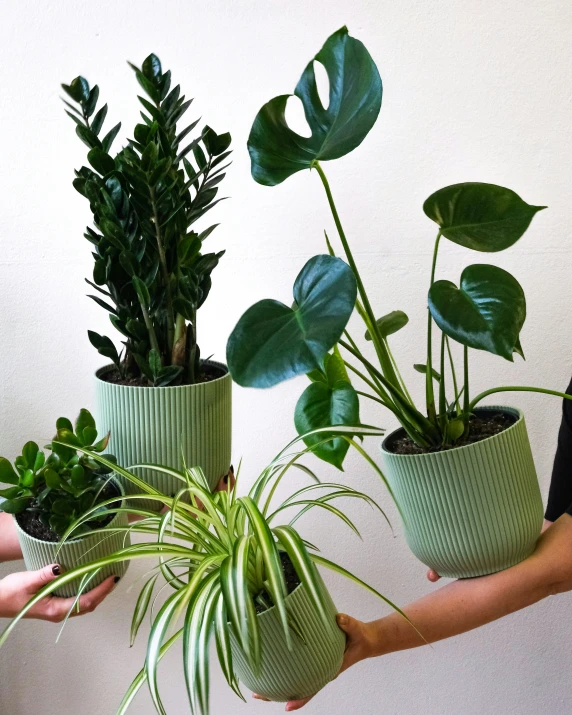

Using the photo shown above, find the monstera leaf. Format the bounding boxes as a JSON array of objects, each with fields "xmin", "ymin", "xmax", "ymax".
[
  {"xmin": 248, "ymin": 26, "xmax": 382, "ymax": 186},
  {"xmin": 424, "ymin": 183, "xmax": 545, "ymax": 252},
  {"xmin": 428, "ymin": 264, "xmax": 526, "ymax": 360},
  {"xmin": 295, "ymin": 349, "xmax": 359, "ymax": 469},
  {"xmin": 227, "ymin": 255, "xmax": 357, "ymax": 387}
]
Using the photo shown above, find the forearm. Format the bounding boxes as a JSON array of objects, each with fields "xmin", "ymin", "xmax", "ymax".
[
  {"xmin": 0, "ymin": 513, "xmax": 23, "ymax": 561},
  {"xmin": 368, "ymin": 514, "xmax": 572, "ymax": 656}
]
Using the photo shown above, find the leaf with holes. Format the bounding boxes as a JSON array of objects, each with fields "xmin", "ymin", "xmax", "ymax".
[
  {"xmin": 428, "ymin": 264, "xmax": 526, "ymax": 360},
  {"xmin": 248, "ymin": 26, "xmax": 382, "ymax": 186}
]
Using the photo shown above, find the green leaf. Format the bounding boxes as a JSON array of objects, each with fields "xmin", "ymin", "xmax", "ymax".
[
  {"xmin": 132, "ymin": 276, "xmax": 150, "ymax": 306},
  {"xmin": 0, "ymin": 486, "xmax": 21, "ymax": 499},
  {"xmin": 323, "ymin": 348, "xmax": 349, "ymax": 386},
  {"xmin": 91, "ymin": 103, "xmax": 108, "ymax": 135},
  {"xmin": 75, "ymin": 409, "xmax": 96, "ymax": 437},
  {"xmin": 20, "ymin": 469, "xmax": 34, "ymax": 488},
  {"xmin": 84, "ymin": 85, "xmax": 99, "ymax": 117},
  {"xmin": 75, "ymin": 124, "xmax": 102, "ymax": 149},
  {"xmin": 428, "ymin": 264, "xmax": 526, "ymax": 361},
  {"xmin": 423, "ymin": 183, "xmax": 546, "ymax": 252},
  {"xmin": 130, "ymin": 574, "xmax": 159, "ymax": 647},
  {"xmin": 142, "ymin": 53, "xmax": 162, "ymax": 81},
  {"xmin": 56, "ymin": 417, "xmax": 73, "ymax": 432},
  {"xmin": 44, "ymin": 468, "xmax": 63, "ymax": 490},
  {"xmin": 88, "ymin": 148, "xmax": 115, "ymax": 176},
  {"xmin": 22, "ymin": 442, "xmax": 39, "ymax": 470},
  {"xmin": 248, "ymin": 27, "xmax": 381, "ymax": 186},
  {"xmin": 0, "ymin": 497, "xmax": 31, "ymax": 514},
  {"xmin": 0, "ymin": 457, "xmax": 19, "ymax": 485},
  {"xmin": 294, "ymin": 380, "xmax": 360, "ymax": 469},
  {"xmin": 81, "ymin": 426, "xmax": 98, "ymax": 446},
  {"xmin": 413, "ymin": 364, "xmax": 441, "ymax": 382},
  {"xmin": 227, "ymin": 255, "xmax": 357, "ymax": 387},
  {"xmin": 155, "ymin": 366, "xmax": 183, "ymax": 387},
  {"xmin": 365, "ymin": 310, "xmax": 409, "ymax": 340},
  {"xmin": 87, "ymin": 331, "xmax": 121, "ymax": 368},
  {"xmin": 101, "ymin": 122, "xmax": 121, "ymax": 153},
  {"xmin": 71, "ymin": 464, "xmax": 87, "ymax": 489},
  {"xmin": 149, "ymin": 348, "xmax": 162, "ymax": 378},
  {"xmin": 64, "ymin": 76, "xmax": 90, "ymax": 103}
]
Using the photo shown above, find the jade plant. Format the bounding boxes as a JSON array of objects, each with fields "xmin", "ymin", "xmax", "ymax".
[
  {"xmin": 0, "ymin": 424, "xmax": 412, "ymax": 714},
  {"xmin": 226, "ymin": 26, "xmax": 571, "ymax": 464},
  {"xmin": 0, "ymin": 409, "xmax": 116, "ymax": 537},
  {"xmin": 62, "ymin": 53, "xmax": 231, "ymax": 385}
]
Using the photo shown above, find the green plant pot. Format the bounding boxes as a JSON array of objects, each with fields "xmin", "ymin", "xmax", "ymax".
[
  {"xmin": 94, "ymin": 360, "xmax": 232, "ymax": 505},
  {"xmin": 230, "ymin": 571, "xmax": 345, "ymax": 702},
  {"xmin": 381, "ymin": 406, "xmax": 544, "ymax": 579},
  {"xmin": 14, "ymin": 479, "xmax": 130, "ymax": 597}
]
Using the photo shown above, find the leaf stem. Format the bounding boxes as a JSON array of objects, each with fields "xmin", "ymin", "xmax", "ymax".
[
  {"xmin": 426, "ymin": 232, "xmax": 442, "ymax": 424},
  {"xmin": 469, "ymin": 385, "xmax": 572, "ymax": 412},
  {"xmin": 149, "ymin": 186, "xmax": 175, "ymax": 358},
  {"xmin": 446, "ymin": 337, "xmax": 460, "ymax": 413}
]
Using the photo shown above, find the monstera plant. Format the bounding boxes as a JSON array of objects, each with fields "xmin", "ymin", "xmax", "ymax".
[{"xmin": 226, "ymin": 26, "xmax": 571, "ymax": 579}]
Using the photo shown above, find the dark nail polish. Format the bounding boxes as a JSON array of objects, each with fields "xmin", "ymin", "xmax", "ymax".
[
  {"xmin": 223, "ymin": 474, "xmax": 229, "ymax": 484},
  {"xmin": 114, "ymin": 576, "xmax": 120, "ymax": 584},
  {"xmin": 52, "ymin": 565, "xmax": 61, "ymax": 576}
]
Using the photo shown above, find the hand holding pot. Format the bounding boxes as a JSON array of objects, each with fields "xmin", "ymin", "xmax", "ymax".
[
  {"xmin": 253, "ymin": 613, "xmax": 373, "ymax": 711},
  {"xmin": 0, "ymin": 564, "xmax": 117, "ymax": 622}
]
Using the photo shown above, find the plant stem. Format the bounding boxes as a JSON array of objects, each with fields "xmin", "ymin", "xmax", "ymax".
[
  {"xmin": 438, "ymin": 332, "xmax": 447, "ymax": 430},
  {"xmin": 469, "ymin": 386, "xmax": 572, "ymax": 412},
  {"xmin": 355, "ymin": 390, "xmax": 389, "ymax": 406},
  {"xmin": 462, "ymin": 346, "xmax": 470, "ymax": 436},
  {"xmin": 149, "ymin": 186, "xmax": 175, "ymax": 357},
  {"xmin": 446, "ymin": 337, "xmax": 460, "ymax": 413},
  {"xmin": 313, "ymin": 161, "xmax": 404, "ymax": 395},
  {"xmin": 343, "ymin": 361, "xmax": 393, "ymax": 405},
  {"xmin": 139, "ymin": 300, "xmax": 160, "ymax": 354},
  {"xmin": 426, "ymin": 232, "xmax": 442, "ymax": 424}
]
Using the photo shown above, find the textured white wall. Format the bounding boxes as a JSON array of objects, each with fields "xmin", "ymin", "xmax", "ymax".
[{"xmin": 1, "ymin": 0, "xmax": 572, "ymax": 713}]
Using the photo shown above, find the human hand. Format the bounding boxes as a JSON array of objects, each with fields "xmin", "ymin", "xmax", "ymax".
[
  {"xmin": 426, "ymin": 519, "xmax": 555, "ymax": 583},
  {"xmin": 253, "ymin": 613, "xmax": 374, "ymax": 711},
  {"xmin": 0, "ymin": 564, "xmax": 117, "ymax": 621}
]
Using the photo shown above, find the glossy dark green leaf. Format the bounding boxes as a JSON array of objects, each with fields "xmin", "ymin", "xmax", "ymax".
[
  {"xmin": 44, "ymin": 468, "xmax": 63, "ymax": 490},
  {"xmin": 0, "ymin": 458, "xmax": 19, "ymax": 486},
  {"xmin": 76, "ymin": 124, "xmax": 102, "ymax": 149},
  {"xmin": 423, "ymin": 183, "xmax": 546, "ymax": 252},
  {"xmin": 132, "ymin": 276, "xmax": 150, "ymax": 306},
  {"xmin": 248, "ymin": 27, "xmax": 382, "ymax": 186},
  {"xmin": 71, "ymin": 464, "xmax": 87, "ymax": 489},
  {"xmin": 85, "ymin": 85, "xmax": 99, "ymax": 117},
  {"xmin": 63, "ymin": 76, "xmax": 90, "ymax": 103},
  {"xmin": 0, "ymin": 486, "xmax": 21, "ymax": 499},
  {"xmin": 88, "ymin": 148, "xmax": 115, "ymax": 176},
  {"xmin": 428, "ymin": 263, "xmax": 526, "ymax": 360},
  {"xmin": 149, "ymin": 349, "xmax": 162, "ymax": 377},
  {"xmin": 155, "ymin": 365, "xmax": 183, "ymax": 387},
  {"xmin": 91, "ymin": 104, "xmax": 108, "ymax": 136},
  {"xmin": 227, "ymin": 255, "xmax": 357, "ymax": 387},
  {"xmin": 365, "ymin": 310, "xmax": 409, "ymax": 340},
  {"xmin": 142, "ymin": 54, "xmax": 162, "ymax": 82},
  {"xmin": 101, "ymin": 122, "xmax": 121, "ymax": 153},
  {"xmin": 294, "ymin": 380, "xmax": 359, "ymax": 469},
  {"xmin": 88, "ymin": 331, "xmax": 121, "ymax": 368}
]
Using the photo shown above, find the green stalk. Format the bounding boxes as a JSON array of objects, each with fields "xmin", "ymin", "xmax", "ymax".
[
  {"xmin": 462, "ymin": 346, "xmax": 470, "ymax": 438},
  {"xmin": 438, "ymin": 332, "xmax": 447, "ymax": 432},
  {"xmin": 139, "ymin": 300, "xmax": 160, "ymax": 355},
  {"xmin": 343, "ymin": 361, "xmax": 394, "ymax": 406},
  {"xmin": 313, "ymin": 161, "xmax": 403, "ymax": 394},
  {"xmin": 149, "ymin": 186, "xmax": 175, "ymax": 357},
  {"xmin": 446, "ymin": 337, "xmax": 460, "ymax": 413},
  {"xmin": 469, "ymin": 386, "xmax": 572, "ymax": 413},
  {"xmin": 426, "ymin": 232, "xmax": 442, "ymax": 424}
]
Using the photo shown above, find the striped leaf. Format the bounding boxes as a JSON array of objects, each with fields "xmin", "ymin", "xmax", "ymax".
[{"xmin": 130, "ymin": 574, "xmax": 159, "ymax": 647}]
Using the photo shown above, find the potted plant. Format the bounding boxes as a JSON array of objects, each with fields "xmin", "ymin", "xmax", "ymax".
[
  {"xmin": 61, "ymin": 53, "xmax": 233, "ymax": 501},
  {"xmin": 0, "ymin": 409, "xmax": 129, "ymax": 597},
  {"xmin": 0, "ymin": 425, "xmax": 414, "ymax": 713},
  {"xmin": 226, "ymin": 26, "xmax": 572, "ymax": 579}
]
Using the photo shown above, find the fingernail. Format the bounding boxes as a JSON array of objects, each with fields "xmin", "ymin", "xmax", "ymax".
[
  {"xmin": 230, "ymin": 465, "xmax": 234, "ymax": 473},
  {"xmin": 223, "ymin": 474, "xmax": 229, "ymax": 484},
  {"xmin": 337, "ymin": 614, "xmax": 348, "ymax": 626},
  {"xmin": 52, "ymin": 565, "xmax": 61, "ymax": 576},
  {"xmin": 114, "ymin": 576, "xmax": 120, "ymax": 584}
]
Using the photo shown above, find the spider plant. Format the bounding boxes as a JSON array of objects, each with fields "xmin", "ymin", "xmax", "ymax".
[{"xmin": 0, "ymin": 424, "xmax": 411, "ymax": 714}]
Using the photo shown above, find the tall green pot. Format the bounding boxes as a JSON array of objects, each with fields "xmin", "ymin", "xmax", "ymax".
[
  {"xmin": 94, "ymin": 360, "xmax": 232, "ymax": 503},
  {"xmin": 14, "ymin": 479, "xmax": 129, "ymax": 598},
  {"xmin": 230, "ymin": 570, "xmax": 345, "ymax": 701},
  {"xmin": 380, "ymin": 406, "xmax": 544, "ymax": 579}
]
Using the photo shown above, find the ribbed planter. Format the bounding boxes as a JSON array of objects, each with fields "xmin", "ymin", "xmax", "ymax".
[
  {"xmin": 230, "ymin": 571, "xmax": 345, "ymax": 702},
  {"xmin": 94, "ymin": 360, "xmax": 232, "ymax": 505},
  {"xmin": 15, "ymin": 480, "xmax": 130, "ymax": 597},
  {"xmin": 381, "ymin": 406, "xmax": 544, "ymax": 579}
]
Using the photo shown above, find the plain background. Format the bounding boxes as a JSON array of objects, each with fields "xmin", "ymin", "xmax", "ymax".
[{"xmin": 1, "ymin": 1, "xmax": 572, "ymax": 713}]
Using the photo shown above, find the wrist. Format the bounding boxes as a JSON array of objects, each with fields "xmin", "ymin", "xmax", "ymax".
[{"xmin": 362, "ymin": 618, "xmax": 393, "ymax": 659}]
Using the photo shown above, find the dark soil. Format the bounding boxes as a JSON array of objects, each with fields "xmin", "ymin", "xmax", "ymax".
[
  {"xmin": 389, "ymin": 411, "xmax": 517, "ymax": 456},
  {"xmin": 254, "ymin": 551, "xmax": 301, "ymax": 614},
  {"xmin": 16, "ymin": 482, "xmax": 121, "ymax": 542},
  {"xmin": 99, "ymin": 361, "xmax": 226, "ymax": 387}
]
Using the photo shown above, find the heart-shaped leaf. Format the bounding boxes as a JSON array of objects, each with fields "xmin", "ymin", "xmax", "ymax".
[
  {"xmin": 248, "ymin": 26, "xmax": 382, "ymax": 186},
  {"xmin": 294, "ymin": 380, "xmax": 360, "ymax": 469},
  {"xmin": 365, "ymin": 310, "xmax": 409, "ymax": 340},
  {"xmin": 424, "ymin": 183, "xmax": 545, "ymax": 252},
  {"xmin": 428, "ymin": 263, "xmax": 526, "ymax": 360},
  {"xmin": 227, "ymin": 255, "xmax": 357, "ymax": 387}
]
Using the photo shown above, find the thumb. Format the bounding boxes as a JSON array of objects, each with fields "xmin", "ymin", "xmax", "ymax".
[
  {"xmin": 22, "ymin": 564, "xmax": 62, "ymax": 591},
  {"xmin": 336, "ymin": 613, "xmax": 361, "ymax": 639}
]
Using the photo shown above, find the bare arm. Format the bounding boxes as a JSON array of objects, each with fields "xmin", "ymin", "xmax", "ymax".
[
  {"xmin": 275, "ymin": 514, "xmax": 572, "ymax": 711},
  {"xmin": 0, "ymin": 513, "xmax": 23, "ymax": 562}
]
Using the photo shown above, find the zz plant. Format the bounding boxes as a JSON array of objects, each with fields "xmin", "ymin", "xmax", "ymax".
[
  {"xmin": 62, "ymin": 53, "xmax": 231, "ymax": 385},
  {"xmin": 0, "ymin": 424, "xmax": 411, "ymax": 714},
  {"xmin": 0, "ymin": 409, "xmax": 116, "ymax": 537},
  {"xmin": 226, "ymin": 26, "xmax": 571, "ymax": 462}
]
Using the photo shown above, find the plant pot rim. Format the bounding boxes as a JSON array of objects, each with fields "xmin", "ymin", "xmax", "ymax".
[
  {"xmin": 95, "ymin": 358, "xmax": 229, "ymax": 389},
  {"xmin": 381, "ymin": 405, "xmax": 524, "ymax": 459},
  {"xmin": 13, "ymin": 476, "xmax": 126, "ymax": 546}
]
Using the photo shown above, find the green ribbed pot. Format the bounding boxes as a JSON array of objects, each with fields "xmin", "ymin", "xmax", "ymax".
[
  {"xmin": 381, "ymin": 406, "xmax": 544, "ymax": 579},
  {"xmin": 94, "ymin": 360, "xmax": 232, "ymax": 504},
  {"xmin": 14, "ymin": 479, "xmax": 129, "ymax": 597},
  {"xmin": 230, "ymin": 571, "xmax": 345, "ymax": 702}
]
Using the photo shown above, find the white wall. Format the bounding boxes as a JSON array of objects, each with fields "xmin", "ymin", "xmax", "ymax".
[{"xmin": 1, "ymin": 0, "xmax": 572, "ymax": 713}]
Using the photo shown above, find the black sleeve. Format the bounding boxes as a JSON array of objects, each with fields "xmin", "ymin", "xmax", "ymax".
[{"xmin": 545, "ymin": 378, "xmax": 572, "ymax": 521}]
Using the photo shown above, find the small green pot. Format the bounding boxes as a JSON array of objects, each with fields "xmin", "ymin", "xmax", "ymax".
[
  {"xmin": 230, "ymin": 571, "xmax": 345, "ymax": 702},
  {"xmin": 94, "ymin": 360, "xmax": 232, "ymax": 505},
  {"xmin": 381, "ymin": 406, "xmax": 544, "ymax": 579},
  {"xmin": 15, "ymin": 481, "xmax": 129, "ymax": 598}
]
